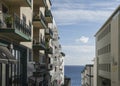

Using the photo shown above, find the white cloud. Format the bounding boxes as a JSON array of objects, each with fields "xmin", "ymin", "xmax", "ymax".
[
  {"xmin": 76, "ymin": 36, "xmax": 89, "ymax": 43},
  {"xmin": 52, "ymin": 0, "xmax": 120, "ymax": 26},
  {"xmin": 52, "ymin": 9, "xmax": 112, "ymax": 26},
  {"xmin": 62, "ymin": 45, "xmax": 95, "ymax": 65}
]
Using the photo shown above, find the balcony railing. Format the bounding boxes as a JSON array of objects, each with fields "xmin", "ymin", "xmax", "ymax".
[
  {"xmin": 33, "ymin": 11, "xmax": 47, "ymax": 28},
  {"xmin": 14, "ymin": 14, "xmax": 31, "ymax": 37},
  {"xmin": 33, "ymin": 36, "xmax": 46, "ymax": 50},
  {"xmin": 45, "ymin": 28, "xmax": 53, "ymax": 38},
  {"xmin": 45, "ymin": 10, "xmax": 52, "ymax": 17},
  {"xmin": 45, "ymin": 9, "xmax": 53, "ymax": 23},
  {"xmin": 0, "ymin": 13, "xmax": 31, "ymax": 41}
]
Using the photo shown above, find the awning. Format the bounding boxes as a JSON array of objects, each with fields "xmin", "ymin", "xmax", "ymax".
[{"xmin": 0, "ymin": 46, "xmax": 17, "ymax": 64}]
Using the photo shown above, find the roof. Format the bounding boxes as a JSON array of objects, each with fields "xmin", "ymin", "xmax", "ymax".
[{"xmin": 95, "ymin": 5, "xmax": 120, "ymax": 36}]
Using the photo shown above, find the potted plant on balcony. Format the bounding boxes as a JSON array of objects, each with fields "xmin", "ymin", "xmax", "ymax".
[{"xmin": 5, "ymin": 15, "xmax": 12, "ymax": 28}]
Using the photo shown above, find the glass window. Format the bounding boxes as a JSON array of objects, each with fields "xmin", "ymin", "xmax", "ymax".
[
  {"xmin": 29, "ymin": 50, "xmax": 32, "ymax": 61},
  {"xmin": 22, "ymin": 14, "xmax": 26, "ymax": 23}
]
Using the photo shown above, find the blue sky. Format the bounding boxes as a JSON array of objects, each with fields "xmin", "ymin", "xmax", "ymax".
[{"xmin": 51, "ymin": 0, "xmax": 120, "ymax": 65}]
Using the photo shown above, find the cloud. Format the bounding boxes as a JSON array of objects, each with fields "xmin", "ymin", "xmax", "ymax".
[
  {"xmin": 52, "ymin": 9, "xmax": 112, "ymax": 26},
  {"xmin": 52, "ymin": 0, "xmax": 120, "ymax": 26},
  {"xmin": 62, "ymin": 45, "xmax": 95, "ymax": 65},
  {"xmin": 76, "ymin": 36, "xmax": 89, "ymax": 43}
]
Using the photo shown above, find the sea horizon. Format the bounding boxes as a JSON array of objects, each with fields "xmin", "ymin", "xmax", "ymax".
[{"xmin": 65, "ymin": 65, "xmax": 85, "ymax": 86}]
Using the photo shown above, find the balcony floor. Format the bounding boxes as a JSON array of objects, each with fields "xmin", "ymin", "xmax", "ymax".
[
  {"xmin": 0, "ymin": 28, "xmax": 31, "ymax": 42},
  {"xmin": 3, "ymin": 0, "xmax": 31, "ymax": 7},
  {"xmin": 33, "ymin": 44, "xmax": 46, "ymax": 50},
  {"xmin": 33, "ymin": 19, "xmax": 47, "ymax": 29}
]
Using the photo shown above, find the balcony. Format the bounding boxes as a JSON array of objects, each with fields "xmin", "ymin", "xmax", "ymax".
[
  {"xmin": 46, "ymin": 47, "xmax": 53, "ymax": 54},
  {"xmin": 33, "ymin": 63, "xmax": 46, "ymax": 76},
  {"xmin": 0, "ymin": 14, "xmax": 31, "ymax": 42},
  {"xmin": 33, "ymin": 0, "xmax": 47, "ymax": 8},
  {"xmin": 33, "ymin": 39, "xmax": 46, "ymax": 50},
  {"xmin": 3, "ymin": 0, "xmax": 32, "ymax": 7},
  {"xmin": 45, "ymin": 10, "xmax": 53, "ymax": 23},
  {"xmin": 45, "ymin": 28, "xmax": 53, "ymax": 38},
  {"xmin": 33, "ymin": 11, "xmax": 47, "ymax": 29}
]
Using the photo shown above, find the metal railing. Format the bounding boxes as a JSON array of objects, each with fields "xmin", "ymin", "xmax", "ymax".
[
  {"xmin": 1, "ymin": 13, "xmax": 31, "ymax": 38},
  {"xmin": 14, "ymin": 14, "xmax": 31, "ymax": 37},
  {"xmin": 45, "ymin": 9, "xmax": 53, "ymax": 18},
  {"xmin": 45, "ymin": 28, "xmax": 53, "ymax": 36},
  {"xmin": 33, "ymin": 34, "xmax": 45, "ymax": 46},
  {"xmin": 33, "ymin": 11, "xmax": 47, "ymax": 26}
]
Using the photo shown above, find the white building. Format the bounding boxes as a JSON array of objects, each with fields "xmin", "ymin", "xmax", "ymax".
[
  {"xmin": 81, "ymin": 64, "xmax": 94, "ymax": 86},
  {"xmin": 50, "ymin": 20, "xmax": 65, "ymax": 86},
  {"xmin": 95, "ymin": 5, "xmax": 120, "ymax": 86}
]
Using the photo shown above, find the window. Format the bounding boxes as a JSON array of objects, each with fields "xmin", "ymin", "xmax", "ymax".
[
  {"xmin": 55, "ymin": 67, "xmax": 57, "ymax": 72},
  {"xmin": 2, "ymin": 4, "xmax": 8, "ymax": 13},
  {"xmin": 98, "ymin": 44, "xmax": 111, "ymax": 55},
  {"xmin": 22, "ymin": 14, "xmax": 26, "ymax": 23},
  {"xmin": 97, "ymin": 24, "xmax": 111, "ymax": 41},
  {"xmin": 29, "ymin": 50, "xmax": 32, "ymax": 61},
  {"xmin": 48, "ymin": 58, "xmax": 51, "ymax": 63},
  {"xmin": 99, "ymin": 64, "xmax": 111, "ymax": 72}
]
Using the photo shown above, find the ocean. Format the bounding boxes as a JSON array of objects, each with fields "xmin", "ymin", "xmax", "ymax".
[{"xmin": 64, "ymin": 65, "xmax": 85, "ymax": 86}]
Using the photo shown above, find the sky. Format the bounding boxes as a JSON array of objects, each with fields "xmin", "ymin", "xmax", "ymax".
[{"xmin": 51, "ymin": 0, "xmax": 120, "ymax": 65}]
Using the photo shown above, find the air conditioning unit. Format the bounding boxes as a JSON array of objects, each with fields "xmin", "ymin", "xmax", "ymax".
[{"xmin": 48, "ymin": 64, "xmax": 53, "ymax": 70}]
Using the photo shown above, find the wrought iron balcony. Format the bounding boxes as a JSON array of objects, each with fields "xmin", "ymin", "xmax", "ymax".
[
  {"xmin": 45, "ymin": 28, "xmax": 53, "ymax": 38},
  {"xmin": 0, "ymin": 14, "xmax": 31, "ymax": 42},
  {"xmin": 45, "ymin": 9, "xmax": 53, "ymax": 23},
  {"xmin": 3, "ymin": 0, "xmax": 32, "ymax": 7},
  {"xmin": 33, "ymin": 38, "xmax": 46, "ymax": 50},
  {"xmin": 33, "ymin": 11, "xmax": 47, "ymax": 29}
]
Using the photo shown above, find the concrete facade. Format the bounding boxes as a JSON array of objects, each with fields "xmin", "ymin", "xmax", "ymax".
[
  {"xmin": 95, "ymin": 6, "xmax": 120, "ymax": 86},
  {"xmin": 0, "ymin": 0, "xmax": 65, "ymax": 86},
  {"xmin": 81, "ymin": 65, "xmax": 94, "ymax": 86}
]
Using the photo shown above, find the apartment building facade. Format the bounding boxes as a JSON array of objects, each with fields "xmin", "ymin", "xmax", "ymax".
[
  {"xmin": 81, "ymin": 64, "xmax": 94, "ymax": 86},
  {"xmin": 95, "ymin": 6, "xmax": 120, "ymax": 86},
  {"xmin": 50, "ymin": 21, "xmax": 65, "ymax": 86},
  {"xmin": 0, "ymin": 0, "xmax": 33, "ymax": 86},
  {"xmin": 0, "ymin": 0, "xmax": 64, "ymax": 86}
]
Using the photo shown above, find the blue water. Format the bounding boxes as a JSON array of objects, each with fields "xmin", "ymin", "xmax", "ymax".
[{"xmin": 65, "ymin": 65, "xmax": 85, "ymax": 86}]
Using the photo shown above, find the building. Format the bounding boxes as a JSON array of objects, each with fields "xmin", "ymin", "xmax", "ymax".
[
  {"xmin": 81, "ymin": 64, "xmax": 94, "ymax": 86},
  {"xmin": 0, "ymin": 0, "xmax": 64, "ymax": 86},
  {"xmin": 95, "ymin": 5, "xmax": 120, "ymax": 86},
  {"xmin": 50, "ymin": 20, "xmax": 65, "ymax": 86},
  {"xmin": 0, "ymin": 0, "xmax": 33, "ymax": 86},
  {"xmin": 63, "ymin": 76, "xmax": 71, "ymax": 86}
]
